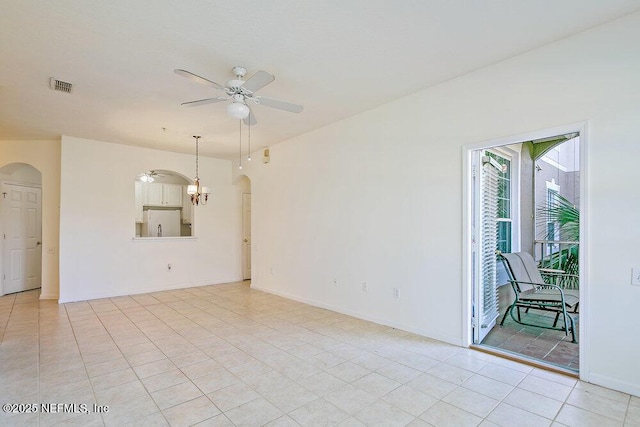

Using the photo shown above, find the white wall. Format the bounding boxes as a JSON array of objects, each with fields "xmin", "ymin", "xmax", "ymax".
[
  {"xmin": 236, "ymin": 12, "xmax": 640, "ymax": 395},
  {"xmin": 59, "ymin": 136, "xmax": 243, "ymax": 302},
  {"xmin": 0, "ymin": 140, "xmax": 61, "ymax": 299}
]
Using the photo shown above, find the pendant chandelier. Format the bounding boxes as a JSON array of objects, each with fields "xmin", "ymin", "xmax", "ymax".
[{"xmin": 187, "ymin": 135, "xmax": 210, "ymax": 205}]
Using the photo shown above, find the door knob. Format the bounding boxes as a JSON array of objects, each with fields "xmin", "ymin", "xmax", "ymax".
[
  {"xmin": 243, "ymin": 239, "xmax": 248, "ymax": 242},
  {"xmin": 36, "ymin": 241, "xmax": 42, "ymax": 246}
]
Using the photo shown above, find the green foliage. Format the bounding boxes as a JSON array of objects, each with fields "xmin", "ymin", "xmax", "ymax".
[
  {"xmin": 539, "ymin": 193, "xmax": 579, "ymax": 242},
  {"xmin": 537, "ymin": 193, "xmax": 579, "ymax": 288}
]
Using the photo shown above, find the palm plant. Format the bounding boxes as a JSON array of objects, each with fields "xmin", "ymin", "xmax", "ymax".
[{"xmin": 536, "ymin": 193, "xmax": 579, "ymax": 287}]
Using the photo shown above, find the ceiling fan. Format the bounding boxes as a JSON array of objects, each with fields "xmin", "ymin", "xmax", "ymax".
[
  {"xmin": 139, "ymin": 170, "xmax": 165, "ymax": 183},
  {"xmin": 174, "ymin": 66, "xmax": 303, "ymax": 126}
]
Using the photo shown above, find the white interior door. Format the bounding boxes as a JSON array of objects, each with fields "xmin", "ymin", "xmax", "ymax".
[
  {"xmin": 2, "ymin": 184, "xmax": 42, "ymax": 295},
  {"xmin": 242, "ymin": 193, "xmax": 251, "ymax": 280}
]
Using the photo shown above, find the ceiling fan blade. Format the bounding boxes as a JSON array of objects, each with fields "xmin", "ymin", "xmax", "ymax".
[
  {"xmin": 242, "ymin": 70, "xmax": 275, "ymax": 93},
  {"xmin": 180, "ymin": 97, "xmax": 226, "ymax": 107},
  {"xmin": 243, "ymin": 106, "xmax": 257, "ymax": 126},
  {"xmin": 174, "ymin": 69, "xmax": 225, "ymax": 91},
  {"xmin": 256, "ymin": 96, "xmax": 303, "ymax": 113}
]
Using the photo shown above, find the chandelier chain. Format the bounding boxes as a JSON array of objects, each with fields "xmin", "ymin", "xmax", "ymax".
[{"xmin": 194, "ymin": 135, "xmax": 200, "ymax": 179}]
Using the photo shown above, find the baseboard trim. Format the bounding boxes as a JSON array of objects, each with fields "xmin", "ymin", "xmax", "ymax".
[
  {"xmin": 584, "ymin": 372, "xmax": 640, "ymax": 398},
  {"xmin": 58, "ymin": 278, "xmax": 243, "ymax": 303},
  {"xmin": 251, "ymin": 284, "xmax": 462, "ymax": 347}
]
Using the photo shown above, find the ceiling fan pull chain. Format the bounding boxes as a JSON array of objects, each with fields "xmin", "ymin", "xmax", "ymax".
[
  {"xmin": 238, "ymin": 119, "xmax": 243, "ymax": 170},
  {"xmin": 248, "ymin": 113, "xmax": 252, "ymax": 161}
]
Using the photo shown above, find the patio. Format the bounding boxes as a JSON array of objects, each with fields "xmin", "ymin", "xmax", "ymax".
[{"xmin": 481, "ymin": 306, "xmax": 579, "ymax": 372}]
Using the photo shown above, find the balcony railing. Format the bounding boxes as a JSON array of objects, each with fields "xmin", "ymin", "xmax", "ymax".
[{"xmin": 534, "ymin": 240, "xmax": 580, "ymax": 289}]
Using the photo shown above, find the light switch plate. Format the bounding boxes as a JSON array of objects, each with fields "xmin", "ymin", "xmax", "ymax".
[{"xmin": 632, "ymin": 268, "xmax": 640, "ymax": 286}]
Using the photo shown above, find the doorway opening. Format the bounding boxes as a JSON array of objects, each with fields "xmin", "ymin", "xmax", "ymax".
[
  {"xmin": 0, "ymin": 163, "xmax": 43, "ymax": 297},
  {"xmin": 235, "ymin": 175, "xmax": 252, "ymax": 281},
  {"xmin": 468, "ymin": 130, "xmax": 582, "ymax": 373}
]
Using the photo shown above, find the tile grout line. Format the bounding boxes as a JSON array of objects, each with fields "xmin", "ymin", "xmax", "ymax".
[
  {"xmin": 88, "ymin": 298, "xmax": 170, "ymax": 425},
  {"xmin": 108, "ymin": 291, "xmax": 282, "ymax": 421},
  {"xmin": 58, "ymin": 302, "xmax": 101, "ymax": 426}
]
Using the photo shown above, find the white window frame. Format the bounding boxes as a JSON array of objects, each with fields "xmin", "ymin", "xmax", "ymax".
[{"xmin": 485, "ymin": 146, "xmax": 521, "ymax": 257}]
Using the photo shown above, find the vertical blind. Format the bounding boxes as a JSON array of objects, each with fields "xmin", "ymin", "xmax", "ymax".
[{"xmin": 480, "ymin": 155, "xmax": 501, "ymax": 328}]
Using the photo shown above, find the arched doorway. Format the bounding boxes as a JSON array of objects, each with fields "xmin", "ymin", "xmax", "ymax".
[{"xmin": 0, "ymin": 163, "xmax": 43, "ymax": 296}]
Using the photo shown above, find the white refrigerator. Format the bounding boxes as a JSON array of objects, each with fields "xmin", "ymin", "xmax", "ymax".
[{"xmin": 142, "ymin": 209, "xmax": 181, "ymax": 237}]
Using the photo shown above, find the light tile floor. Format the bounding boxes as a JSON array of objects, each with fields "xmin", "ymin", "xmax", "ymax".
[{"xmin": 0, "ymin": 282, "xmax": 638, "ymax": 426}]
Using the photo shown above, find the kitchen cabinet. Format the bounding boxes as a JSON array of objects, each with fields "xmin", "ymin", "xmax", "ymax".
[
  {"xmin": 144, "ymin": 183, "xmax": 183, "ymax": 207},
  {"xmin": 163, "ymin": 184, "xmax": 183, "ymax": 206},
  {"xmin": 145, "ymin": 183, "xmax": 163, "ymax": 205}
]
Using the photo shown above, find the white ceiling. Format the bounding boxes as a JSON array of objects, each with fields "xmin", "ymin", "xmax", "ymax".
[{"xmin": 2, "ymin": 1, "xmax": 640, "ymax": 159}]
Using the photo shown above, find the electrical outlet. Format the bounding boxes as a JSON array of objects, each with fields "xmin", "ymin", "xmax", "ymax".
[
  {"xmin": 333, "ymin": 278, "xmax": 338, "ymax": 286},
  {"xmin": 270, "ymin": 266, "xmax": 275, "ymax": 275},
  {"xmin": 393, "ymin": 288, "xmax": 400, "ymax": 299},
  {"xmin": 361, "ymin": 282, "xmax": 368, "ymax": 292},
  {"xmin": 167, "ymin": 263, "xmax": 172, "ymax": 271},
  {"xmin": 632, "ymin": 268, "xmax": 640, "ymax": 286}
]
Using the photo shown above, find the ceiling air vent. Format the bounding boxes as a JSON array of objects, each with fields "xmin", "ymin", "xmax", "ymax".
[{"xmin": 49, "ymin": 78, "xmax": 72, "ymax": 93}]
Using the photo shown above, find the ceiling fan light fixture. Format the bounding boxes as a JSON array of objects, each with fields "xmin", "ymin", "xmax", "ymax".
[
  {"xmin": 140, "ymin": 173, "xmax": 154, "ymax": 183},
  {"xmin": 227, "ymin": 101, "xmax": 250, "ymax": 119}
]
